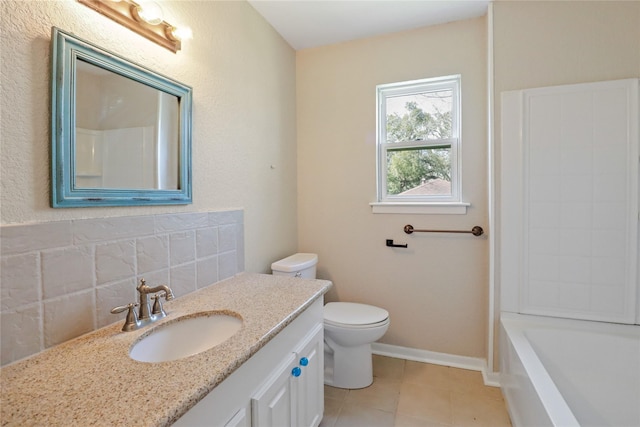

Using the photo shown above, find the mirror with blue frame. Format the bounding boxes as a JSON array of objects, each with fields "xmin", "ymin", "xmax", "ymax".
[{"xmin": 51, "ymin": 27, "xmax": 192, "ymax": 207}]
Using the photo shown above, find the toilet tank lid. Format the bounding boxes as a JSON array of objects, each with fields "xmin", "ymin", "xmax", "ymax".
[
  {"xmin": 271, "ymin": 253, "xmax": 318, "ymax": 272},
  {"xmin": 324, "ymin": 302, "xmax": 389, "ymax": 326}
]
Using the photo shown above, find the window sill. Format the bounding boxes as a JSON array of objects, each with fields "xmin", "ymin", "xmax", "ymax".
[{"xmin": 370, "ymin": 202, "xmax": 470, "ymax": 215}]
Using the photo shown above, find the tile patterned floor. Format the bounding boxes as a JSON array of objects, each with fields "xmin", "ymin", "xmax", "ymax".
[{"xmin": 320, "ymin": 355, "xmax": 512, "ymax": 427}]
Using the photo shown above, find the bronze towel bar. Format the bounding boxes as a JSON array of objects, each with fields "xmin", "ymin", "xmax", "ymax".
[{"xmin": 404, "ymin": 224, "xmax": 484, "ymax": 237}]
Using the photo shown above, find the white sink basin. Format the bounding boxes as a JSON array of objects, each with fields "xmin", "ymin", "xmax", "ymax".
[{"xmin": 130, "ymin": 312, "xmax": 243, "ymax": 363}]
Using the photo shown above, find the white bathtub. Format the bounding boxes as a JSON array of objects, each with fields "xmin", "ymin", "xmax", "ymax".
[{"xmin": 500, "ymin": 312, "xmax": 640, "ymax": 427}]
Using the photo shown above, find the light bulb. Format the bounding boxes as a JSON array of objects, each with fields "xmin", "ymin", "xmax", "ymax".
[
  {"xmin": 133, "ymin": 1, "xmax": 163, "ymax": 25},
  {"xmin": 172, "ymin": 26, "xmax": 192, "ymax": 41}
]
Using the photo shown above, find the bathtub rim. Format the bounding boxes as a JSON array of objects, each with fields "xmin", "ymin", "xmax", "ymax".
[{"xmin": 500, "ymin": 312, "xmax": 580, "ymax": 427}]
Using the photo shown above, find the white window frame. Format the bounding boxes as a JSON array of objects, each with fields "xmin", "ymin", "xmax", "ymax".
[{"xmin": 371, "ymin": 75, "xmax": 468, "ymax": 214}]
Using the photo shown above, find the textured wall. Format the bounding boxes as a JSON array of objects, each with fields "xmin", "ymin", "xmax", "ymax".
[
  {"xmin": 296, "ymin": 17, "xmax": 488, "ymax": 358},
  {"xmin": 0, "ymin": 0, "xmax": 298, "ymax": 273}
]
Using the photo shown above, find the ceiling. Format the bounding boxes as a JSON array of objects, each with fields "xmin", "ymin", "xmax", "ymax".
[{"xmin": 247, "ymin": 0, "xmax": 490, "ymax": 50}]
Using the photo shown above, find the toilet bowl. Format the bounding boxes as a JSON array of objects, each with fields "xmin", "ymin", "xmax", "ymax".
[
  {"xmin": 323, "ymin": 302, "xmax": 389, "ymax": 389},
  {"xmin": 271, "ymin": 253, "xmax": 390, "ymax": 390}
]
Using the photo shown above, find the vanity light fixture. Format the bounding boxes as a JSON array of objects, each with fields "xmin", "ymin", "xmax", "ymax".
[{"xmin": 77, "ymin": 0, "xmax": 191, "ymax": 53}]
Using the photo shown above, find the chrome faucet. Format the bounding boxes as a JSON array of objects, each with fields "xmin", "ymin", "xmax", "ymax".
[
  {"xmin": 111, "ymin": 279, "xmax": 175, "ymax": 332},
  {"xmin": 137, "ymin": 279, "xmax": 174, "ymax": 324}
]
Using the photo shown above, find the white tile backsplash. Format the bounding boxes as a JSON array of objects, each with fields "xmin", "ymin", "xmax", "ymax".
[
  {"xmin": 41, "ymin": 245, "xmax": 95, "ymax": 299},
  {"xmin": 73, "ymin": 216, "xmax": 155, "ymax": 244},
  {"xmin": 95, "ymin": 240, "xmax": 137, "ymax": 285},
  {"xmin": 169, "ymin": 262, "xmax": 197, "ymax": 297},
  {"xmin": 210, "ymin": 210, "xmax": 242, "ymax": 226},
  {"xmin": 0, "ymin": 210, "xmax": 244, "ymax": 366},
  {"xmin": 0, "ymin": 221, "xmax": 72, "ymax": 255},
  {"xmin": 170, "ymin": 231, "xmax": 196, "ymax": 266},
  {"xmin": 196, "ymin": 227, "xmax": 218, "ymax": 258},
  {"xmin": 218, "ymin": 224, "xmax": 237, "ymax": 252},
  {"xmin": 1, "ymin": 305, "xmax": 41, "ymax": 366},
  {"xmin": 218, "ymin": 251, "xmax": 238, "ymax": 280},
  {"xmin": 155, "ymin": 212, "xmax": 208, "ymax": 233},
  {"xmin": 95, "ymin": 278, "xmax": 137, "ymax": 328},
  {"xmin": 43, "ymin": 290, "xmax": 95, "ymax": 347},
  {"xmin": 1, "ymin": 253, "xmax": 40, "ymax": 310},
  {"xmin": 196, "ymin": 256, "xmax": 219, "ymax": 289},
  {"xmin": 137, "ymin": 269, "xmax": 170, "ymax": 292},
  {"xmin": 136, "ymin": 235, "xmax": 169, "ymax": 274}
]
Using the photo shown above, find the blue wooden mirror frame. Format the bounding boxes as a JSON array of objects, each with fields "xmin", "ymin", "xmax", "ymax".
[{"xmin": 51, "ymin": 27, "xmax": 192, "ymax": 207}]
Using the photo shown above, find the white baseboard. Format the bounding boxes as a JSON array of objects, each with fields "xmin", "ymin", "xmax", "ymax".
[
  {"xmin": 483, "ymin": 371, "xmax": 501, "ymax": 387},
  {"xmin": 371, "ymin": 342, "xmax": 501, "ymax": 387}
]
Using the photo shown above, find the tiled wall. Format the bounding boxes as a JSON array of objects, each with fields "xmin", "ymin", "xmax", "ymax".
[{"xmin": 0, "ymin": 210, "xmax": 244, "ymax": 366}]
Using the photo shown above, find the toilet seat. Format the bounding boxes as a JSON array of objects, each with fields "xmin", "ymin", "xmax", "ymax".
[{"xmin": 324, "ymin": 302, "xmax": 389, "ymax": 329}]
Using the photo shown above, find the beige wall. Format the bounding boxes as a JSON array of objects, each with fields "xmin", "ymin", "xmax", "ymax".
[
  {"xmin": 493, "ymin": 0, "xmax": 640, "ymax": 93},
  {"xmin": 0, "ymin": 0, "xmax": 297, "ymax": 273},
  {"xmin": 492, "ymin": 0, "xmax": 640, "ymax": 365},
  {"xmin": 297, "ymin": 17, "xmax": 489, "ymax": 358}
]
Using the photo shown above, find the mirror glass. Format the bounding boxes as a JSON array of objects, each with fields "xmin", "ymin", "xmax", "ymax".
[
  {"xmin": 51, "ymin": 27, "xmax": 192, "ymax": 207},
  {"xmin": 75, "ymin": 60, "xmax": 180, "ymax": 190}
]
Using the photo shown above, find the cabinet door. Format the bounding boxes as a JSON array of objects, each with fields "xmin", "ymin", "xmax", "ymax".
[
  {"xmin": 294, "ymin": 324, "xmax": 324, "ymax": 427},
  {"xmin": 225, "ymin": 406, "xmax": 251, "ymax": 427},
  {"xmin": 251, "ymin": 353, "xmax": 297, "ymax": 427}
]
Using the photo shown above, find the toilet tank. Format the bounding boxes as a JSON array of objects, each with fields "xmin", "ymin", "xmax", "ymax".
[{"xmin": 271, "ymin": 253, "xmax": 318, "ymax": 279}]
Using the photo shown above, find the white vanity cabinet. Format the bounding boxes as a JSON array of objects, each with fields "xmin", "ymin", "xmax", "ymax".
[
  {"xmin": 251, "ymin": 324, "xmax": 323, "ymax": 427},
  {"xmin": 173, "ymin": 298, "xmax": 324, "ymax": 427}
]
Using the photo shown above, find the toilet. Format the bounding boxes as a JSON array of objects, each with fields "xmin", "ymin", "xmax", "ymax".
[{"xmin": 271, "ymin": 253, "xmax": 390, "ymax": 389}]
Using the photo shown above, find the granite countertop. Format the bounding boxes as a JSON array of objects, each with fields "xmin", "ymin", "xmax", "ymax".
[{"xmin": 1, "ymin": 273, "xmax": 332, "ymax": 426}]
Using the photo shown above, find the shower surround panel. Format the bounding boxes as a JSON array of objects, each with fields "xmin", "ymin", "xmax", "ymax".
[{"xmin": 501, "ymin": 79, "xmax": 639, "ymax": 324}]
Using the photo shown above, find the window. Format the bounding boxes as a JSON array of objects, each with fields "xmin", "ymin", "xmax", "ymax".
[{"xmin": 373, "ymin": 75, "xmax": 465, "ymax": 214}]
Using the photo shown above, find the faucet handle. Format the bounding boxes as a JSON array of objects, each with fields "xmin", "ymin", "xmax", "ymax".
[
  {"xmin": 111, "ymin": 303, "xmax": 140, "ymax": 332},
  {"xmin": 151, "ymin": 293, "xmax": 167, "ymax": 318}
]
